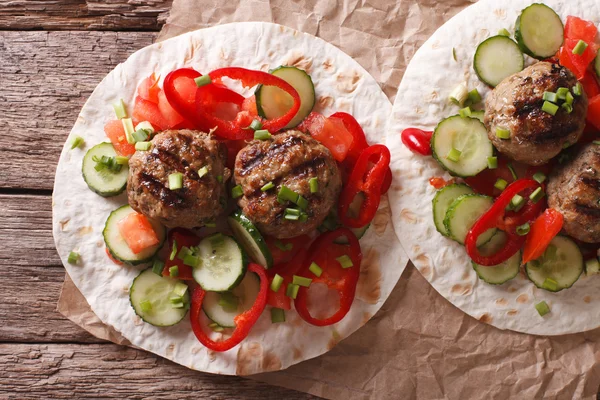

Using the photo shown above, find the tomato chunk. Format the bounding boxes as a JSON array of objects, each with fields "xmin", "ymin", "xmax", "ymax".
[
  {"xmin": 138, "ymin": 73, "xmax": 160, "ymax": 104},
  {"xmin": 157, "ymin": 90, "xmax": 185, "ymax": 129},
  {"xmin": 117, "ymin": 212, "xmax": 160, "ymax": 254},
  {"xmin": 565, "ymin": 16, "xmax": 598, "ymax": 43},
  {"xmin": 587, "ymin": 95, "xmax": 600, "ymax": 130},
  {"xmin": 241, "ymin": 95, "xmax": 259, "ymax": 116},
  {"xmin": 132, "ymin": 96, "xmax": 168, "ymax": 131},
  {"xmin": 301, "ymin": 112, "xmax": 354, "ymax": 161},
  {"xmin": 162, "ymin": 228, "xmax": 199, "ymax": 281},
  {"xmin": 103, "ymin": 119, "xmax": 136, "ymax": 157},
  {"xmin": 558, "ymin": 38, "xmax": 598, "ymax": 80}
]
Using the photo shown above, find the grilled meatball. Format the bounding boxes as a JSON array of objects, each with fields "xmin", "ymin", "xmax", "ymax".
[
  {"xmin": 127, "ymin": 129, "xmax": 230, "ymax": 228},
  {"xmin": 235, "ymin": 130, "xmax": 342, "ymax": 239},
  {"xmin": 547, "ymin": 143, "xmax": 600, "ymax": 243},
  {"xmin": 485, "ymin": 62, "xmax": 588, "ymax": 166}
]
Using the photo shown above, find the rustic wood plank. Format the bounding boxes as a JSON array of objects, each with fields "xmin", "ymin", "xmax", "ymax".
[
  {"xmin": 0, "ymin": 0, "xmax": 171, "ymax": 31},
  {"xmin": 0, "ymin": 343, "xmax": 318, "ymax": 399},
  {"xmin": 0, "ymin": 31, "xmax": 155, "ymax": 190}
]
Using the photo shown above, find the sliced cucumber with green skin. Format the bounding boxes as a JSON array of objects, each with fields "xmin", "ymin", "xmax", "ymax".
[
  {"xmin": 471, "ymin": 111, "xmax": 485, "ymax": 123},
  {"xmin": 444, "ymin": 194, "xmax": 496, "ymax": 246},
  {"xmin": 431, "ymin": 115, "xmax": 493, "ymax": 177},
  {"xmin": 129, "ymin": 268, "xmax": 189, "ymax": 327},
  {"xmin": 103, "ymin": 205, "xmax": 166, "ymax": 265},
  {"xmin": 193, "ymin": 233, "xmax": 247, "ymax": 292},
  {"xmin": 227, "ymin": 210, "xmax": 273, "ymax": 269},
  {"xmin": 472, "ymin": 232, "xmax": 520, "ymax": 285},
  {"xmin": 432, "ymin": 183, "xmax": 474, "ymax": 237},
  {"xmin": 595, "ymin": 52, "xmax": 600, "ymax": 79},
  {"xmin": 515, "ymin": 3, "xmax": 564, "ymax": 60},
  {"xmin": 525, "ymin": 236, "xmax": 583, "ymax": 292},
  {"xmin": 202, "ymin": 271, "xmax": 260, "ymax": 328},
  {"xmin": 256, "ymin": 66, "xmax": 315, "ymax": 129},
  {"xmin": 82, "ymin": 142, "xmax": 129, "ymax": 197},
  {"xmin": 474, "ymin": 35, "xmax": 524, "ymax": 87}
]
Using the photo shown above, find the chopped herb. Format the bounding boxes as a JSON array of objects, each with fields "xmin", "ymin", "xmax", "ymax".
[
  {"xmin": 336, "ymin": 254, "xmax": 354, "ymax": 269},
  {"xmin": 122, "ymin": 118, "xmax": 136, "ymax": 144},
  {"xmin": 198, "ymin": 166, "xmax": 209, "ymax": 178},
  {"xmin": 449, "ymin": 83, "xmax": 468, "ymax": 106},
  {"xmin": 507, "ymin": 163, "xmax": 518, "ymax": 180},
  {"xmin": 169, "ymin": 265, "xmax": 179, "ymax": 277},
  {"xmin": 452, "ymin": 48, "xmax": 457, "ymax": 61},
  {"xmin": 271, "ymin": 308, "xmax": 286, "ymax": 323},
  {"xmin": 278, "ymin": 185, "xmax": 299, "ymax": 204},
  {"xmin": 498, "ymin": 28, "xmax": 510, "ymax": 37},
  {"xmin": 468, "ymin": 89, "xmax": 482, "ymax": 104},
  {"xmin": 533, "ymin": 172, "xmax": 546, "ymax": 184},
  {"xmin": 535, "ymin": 301, "xmax": 550, "ymax": 316},
  {"xmin": 183, "ymin": 254, "xmax": 200, "ymax": 268},
  {"xmin": 270, "ymin": 274, "xmax": 284, "ymax": 292},
  {"xmin": 261, "ymin": 181, "xmax": 275, "ymax": 191},
  {"xmin": 254, "ymin": 129, "xmax": 272, "ymax": 140},
  {"xmin": 494, "ymin": 178, "xmax": 508, "ymax": 191},
  {"xmin": 309, "ymin": 262, "xmax": 322, "ymax": 277},
  {"xmin": 496, "ymin": 127, "xmax": 510, "ymax": 139},
  {"xmin": 529, "ymin": 187, "xmax": 545, "ymax": 203},
  {"xmin": 292, "ymin": 275, "xmax": 312, "ymax": 287},
  {"xmin": 516, "ymin": 222, "xmax": 530, "ymax": 236},
  {"xmin": 447, "ymin": 148, "xmax": 462, "ymax": 162},
  {"xmin": 67, "ymin": 251, "xmax": 80, "ymax": 264},
  {"xmin": 135, "ymin": 141, "xmax": 151, "ymax": 151},
  {"xmin": 169, "ymin": 239, "xmax": 178, "ymax": 261},
  {"xmin": 194, "ymin": 75, "xmax": 211, "ymax": 87},
  {"xmin": 511, "ymin": 194, "xmax": 525, "ymax": 212},
  {"xmin": 459, "ymin": 106, "xmax": 472, "ymax": 118},
  {"xmin": 309, "ymin": 177, "xmax": 319, "ymax": 193},
  {"xmin": 274, "ymin": 241, "xmax": 293, "ymax": 252},
  {"xmin": 556, "ymin": 87, "xmax": 569, "ymax": 100},
  {"xmin": 112, "ymin": 99, "xmax": 128, "ymax": 119},
  {"xmin": 231, "ymin": 185, "xmax": 243, "ymax": 199},
  {"xmin": 541, "ymin": 101, "xmax": 559, "ymax": 116},
  {"xmin": 487, "ymin": 156, "xmax": 498, "ymax": 169},
  {"xmin": 168, "ymin": 172, "xmax": 183, "ymax": 190},
  {"xmin": 246, "ymin": 119, "xmax": 263, "ymax": 130},
  {"xmin": 542, "ymin": 277, "xmax": 558, "ymax": 291},
  {"xmin": 286, "ymin": 283, "xmax": 300, "ymax": 299},
  {"xmin": 70, "ymin": 136, "xmax": 85, "ymax": 150},
  {"xmin": 572, "ymin": 40, "xmax": 588, "ymax": 55},
  {"xmin": 216, "ymin": 175, "xmax": 223, "ymax": 183},
  {"xmin": 542, "ymin": 91, "xmax": 558, "ymax": 103},
  {"xmin": 132, "ymin": 129, "xmax": 150, "ymax": 143},
  {"xmin": 152, "ymin": 259, "xmax": 164, "ymax": 275},
  {"xmin": 115, "ymin": 156, "xmax": 129, "ymax": 165},
  {"xmin": 296, "ymin": 195, "xmax": 309, "ymax": 210},
  {"xmin": 573, "ymin": 83, "xmax": 583, "ymax": 97}
]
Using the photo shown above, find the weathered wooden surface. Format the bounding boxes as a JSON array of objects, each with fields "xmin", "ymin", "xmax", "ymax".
[
  {"xmin": 0, "ymin": 0, "xmax": 171, "ymax": 31},
  {"xmin": 0, "ymin": 343, "xmax": 315, "ymax": 399}
]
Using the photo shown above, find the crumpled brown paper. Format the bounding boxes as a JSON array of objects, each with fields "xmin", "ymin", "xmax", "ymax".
[{"xmin": 58, "ymin": 0, "xmax": 600, "ymax": 398}]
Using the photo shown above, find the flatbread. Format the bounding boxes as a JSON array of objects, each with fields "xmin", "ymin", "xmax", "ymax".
[
  {"xmin": 386, "ymin": 0, "xmax": 600, "ymax": 335},
  {"xmin": 52, "ymin": 22, "xmax": 408, "ymax": 375}
]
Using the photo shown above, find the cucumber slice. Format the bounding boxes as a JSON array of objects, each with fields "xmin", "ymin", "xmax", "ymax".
[
  {"xmin": 227, "ymin": 210, "xmax": 273, "ymax": 269},
  {"xmin": 193, "ymin": 233, "xmax": 248, "ymax": 291},
  {"xmin": 525, "ymin": 236, "xmax": 583, "ymax": 292},
  {"xmin": 595, "ymin": 52, "xmax": 600, "ymax": 79},
  {"xmin": 82, "ymin": 142, "xmax": 129, "ymax": 197},
  {"xmin": 472, "ymin": 232, "xmax": 520, "ymax": 285},
  {"xmin": 103, "ymin": 205, "xmax": 166, "ymax": 265},
  {"xmin": 256, "ymin": 66, "xmax": 315, "ymax": 129},
  {"xmin": 432, "ymin": 183, "xmax": 474, "ymax": 237},
  {"xmin": 474, "ymin": 35, "xmax": 524, "ymax": 87},
  {"xmin": 515, "ymin": 3, "xmax": 564, "ymax": 59},
  {"xmin": 129, "ymin": 268, "xmax": 189, "ymax": 327},
  {"xmin": 471, "ymin": 111, "xmax": 485, "ymax": 123},
  {"xmin": 202, "ymin": 271, "xmax": 260, "ymax": 328},
  {"xmin": 444, "ymin": 194, "xmax": 496, "ymax": 246},
  {"xmin": 431, "ymin": 115, "xmax": 493, "ymax": 177}
]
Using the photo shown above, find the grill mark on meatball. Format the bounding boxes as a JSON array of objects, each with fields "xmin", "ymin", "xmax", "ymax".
[
  {"xmin": 139, "ymin": 172, "xmax": 186, "ymax": 207},
  {"xmin": 581, "ymin": 176, "xmax": 600, "ymax": 191},
  {"xmin": 511, "ymin": 101, "xmax": 581, "ymax": 144},
  {"xmin": 239, "ymin": 136, "xmax": 307, "ymax": 175},
  {"xmin": 575, "ymin": 202, "xmax": 600, "ymax": 217},
  {"xmin": 149, "ymin": 147, "xmax": 186, "ymax": 173}
]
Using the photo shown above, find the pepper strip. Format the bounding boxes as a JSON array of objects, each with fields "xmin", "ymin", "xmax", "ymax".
[
  {"xmin": 338, "ymin": 144, "xmax": 391, "ymax": 228},
  {"xmin": 196, "ymin": 67, "xmax": 300, "ymax": 140},
  {"xmin": 190, "ymin": 263, "xmax": 268, "ymax": 352},
  {"xmin": 465, "ymin": 179, "xmax": 541, "ymax": 266},
  {"xmin": 294, "ymin": 228, "xmax": 362, "ymax": 326}
]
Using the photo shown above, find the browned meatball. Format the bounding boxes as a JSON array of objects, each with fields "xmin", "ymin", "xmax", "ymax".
[
  {"xmin": 547, "ymin": 143, "xmax": 600, "ymax": 243},
  {"xmin": 127, "ymin": 129, "xmax": 230, "ymax": 228},
  {"xmin": 235, "ymin": 130, "xmax": 342, "ymax": 239},
  {"xmin": 485, "ymin": 62, "xmax": 587, "ymax": 165}
]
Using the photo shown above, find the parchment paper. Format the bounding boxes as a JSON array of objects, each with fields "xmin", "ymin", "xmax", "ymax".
[{"xmin": 57, "ymin": 0, "xmax": 600, "ymax": 398}]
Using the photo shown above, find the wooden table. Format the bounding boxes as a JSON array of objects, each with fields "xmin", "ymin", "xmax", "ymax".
[{"xmin": 0, "ymin": 1, "xmax": 315, "ymax": 398}]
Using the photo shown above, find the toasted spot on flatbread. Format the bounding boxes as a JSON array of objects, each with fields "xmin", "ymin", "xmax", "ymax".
[
  {"xmin": 356, "ymin": 248, "xmax": 382, "ymax": 304},
  {"xmin": 419, "ymin": 266, "xmax": 432, "ymax": 279},
  {"xmin": 495, "ymin": 298, "xmax": 508, "ymax": 307},
  {"xmin": 219, "ymin": 48, "xmax": 231, "ymax": 62},
  {"xmin": 64, "ymin": 200, "xmax": 71, "ymax": 207},
  {"xmin": 335, "ymin": 70, "xmax": 361, "ymax": 94},
  {"xmin": 166, "ymin": 344, "xmax": 175, "ymax": 357},
  {"xmin": 236, "ymin": 342, "xmax": 281, "ymax": 375},
  {"xmin": 318, "ymin": 95, "xmax": 334, "ymax": 109},
  {"xmin": 207, "ymin": 350, "xmax": 216, "ymax": 363},
  {"xmin": 362, "ymin": 312, "xmax": 373, "ymax": 325},
  {"xmin": 372, "ymin": 199, "xmax": 391, "ymax": 236},
  {"xmin": 133, "ymin": 315, "xmax": 143, "ymax": 326},
  {"xmin": 327, "ymin": 330, "xmax": 341, "ymax": 350},
  {"xmin": 415, "ymin": 253, "xmax": 430, "ymax": 268},
  {"xmin": 584, "ymin": 296, "xmax": 591, "ymax": 303},
  {"xmin": 425, "ymin": 91, "xmax": 438, "ymax": 103},
  {"xmin": 494, "ymin": 9, "xmax": 507, "ymax": 19},
  {"xmin": 507, "ymin": 309, "xmax": 518, "ymax": 316},
  {"xmin": 259, "ymin": 63, "xmax": 269, "ymax": 72},
  {"xmin": 283, "ymin": 51, "xmax": 313, "ymax": 73},
  {"xmin": 400, "ymin": 208, "xmax": 419, "ymax": 224},
  {"xmin": 192, "ymin": 347, "xmax": 202, "ymax": 355},
  {"xmin": 508, "ymin": 287, "xmax": 517, "ymax": 293},
  {"xmin": 516, "ymin": 294, "xmax": 529, "ymax": 304},
  {"xmin": 393, "ymin": 184, "xmax": 402, "ymax": 192},
  {"xmin": 78, "ymin": 226, "xmax": 93, "ymax": 236},
  {"xmin": 97, "ymin": 241, "xmax": 103, "ymax": 247},
  {"xmin": 293, "ymin": 347, "xmax": 303, "ymax": 360},
  {"xmin": 322, "ymin": 59, "xmax": 334, "ymax": 71},
  {"xmin": 451, "ymin": 283, "xmax": 472, "ymax": 296},
  {"xmin": 431, "ymin": 41, "xmax": 440, "ymax": 49},
  {"xmin": 479, "ymin": 313, "xmax": 492, "ymax": 324},
  {"xmin": 462, "ymin": 270, "xmax": 471, "ymax": 280},
  {"xmin": 59, "ymin": 219, "xmax": 70, "ymax": 231},
  {"xmin": 122, "ymin": 285, "xmax": 129, "ymax": 293}
]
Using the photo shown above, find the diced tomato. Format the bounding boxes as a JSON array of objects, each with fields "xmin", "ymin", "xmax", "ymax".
[
  {"xmin": 103, "ymin": 119, "xmax": 136, "ymax": 157},
  {"xmin": 266, "ymin": 249, "xmax": 307, "ymax": 310},
  {"xmin": 241, "ymin": 95, "xmax": 259, "ymax": 116},
  {"xmin": 587, "ymin": 95, "xmax": 600, "ymax": 130},
  {"xmin": 464, "ymin": 155, "xmax": 523, "ymax": 197},
  {"xmin": 522, "ymin": 209, "xmax": 564, "ymax": 264},
  {"xmin": 565, "ymin": 16, "xmax": 598, "ymax": 43},
  {"xmin": 117, "ymin": 212, "xmax": 160, "ymax": 254},
  {"xmin": 105, "ymin": 247, "xmax": 123, "ymax": 265},
  {"xmin": 162, "ymin": 228, "xmax": 200, "ymax": 281},
  {"xmin": 558, "ymin": 39, "xmax": 598, "ymax": 80},
  {"xmin": 429, "ymin": 177, "xmax": 455, "ymax": 189},
  {"xmin": 157, "ymin": 90, "xmax": 185, "ymax": 129},
  {"xmin": 233, "ymin": 110, "xmax": 256, "ymax": 132},
  {"xmin": 138, "ymin": 73, "xmax": 160, "ymax": 104},
  {"xmin": 581, "ymin": 71, "xmax": 600, "ymax": 98},
  {"xmin": 132, "ymin": 96, "xmax": 168, "ymax": 131},
  {"xmin": 300, "ymin": 112, "xmax": 354, "ymax": 162},
  {"xmin": 265, "ymin": 235, "xmax": 311, "ymax": 265},
  {"xmin": 172, "ymin": 74, "xmax": 198, "ymax": 106}
]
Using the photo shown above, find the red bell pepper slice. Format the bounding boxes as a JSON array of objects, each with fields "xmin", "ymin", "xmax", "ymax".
[
  {"xmin": 465, "ymin": 155, "xmax": 519, "ymax": 197},
  {"xmin": 465, "ymin": 179, "xmax": 543, "ymax": 266},
  {"xmin": 338, "ymin": 144, "xmax": 391, "ymax": 228},
  {"xmin": 522, "ymin": 209, "xmax": 565, "ymax": 264},
  {"xmin": 195, "ymin": 67, "xmax": 300, "ymax": 140},
  {"xmin": 267, "ymin": 248, "xmax": 307, "ymax": 310},
  {"xmin": 401, "ymin": 127, "xmax": 433, "ymax": 156},
  {"xmin": 294, "ymin": 228, "xmax": 362, "ymax": 326},
  {"xmin": 190, "ymin": 263, "xmax": 268, "ymax": 352},
  {"xmin": 161, "ymin": 228, "xmax": 200, "ymax": 281},
  {"xmin": 581, "ymin": 71, "xmax": 600, "ymax": 99}
]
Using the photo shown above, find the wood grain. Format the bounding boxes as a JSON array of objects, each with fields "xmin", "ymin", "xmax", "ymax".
[
  {"xmin": 0, "ymin": 31, "xmax": 156, "ymax": 191},
  {"xmin": 0, "ymin": 0, "xmax": 171, "ymax": 31},
  {"xmin": 0, "ymin": 343, "xmax": 316, "ymax": 399}
]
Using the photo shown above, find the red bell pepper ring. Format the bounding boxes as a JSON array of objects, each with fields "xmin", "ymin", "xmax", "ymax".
[
  {"xmin": 190, "ymin": 263, "xmax": 268, "ymax": 352},
  {"xmin": 266, "ymin": 248, "xmax": 308, "ymax": 310},
  {"xmin": 522, "ymin": 209, "xmax": 564, "ymax": 265},
  {"xmin": 196, "ymin": 67, "xmax": 300, "ymax": 140},
  {"xmin": 338, "ymin": 144, "xmax": 391, "ymax": 228},
  {"xmin": 294, "ymin": 228, "xmax": 362, "ymax": 326},
  {"xmin": 161, "ymin": 228, "xmax": 200, "ymax": 281},
  {"xmin": 401, "ymin": 128, "xmax": 433, "ymax": 156}
]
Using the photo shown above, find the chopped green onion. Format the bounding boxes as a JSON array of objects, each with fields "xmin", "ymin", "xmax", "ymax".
[
  {"xmin": 194, "ymin": 75, "xmax": 212, "ymax": 87},
  {"xmin": 122, "ymin": 118, "xmax": 136, "ymax": 144},
  {"xmin": 449, "ymin": 83, "xmax": 469, "ymax": 106},
  {"xmin": 140, "ymin": 300, "xmax": 152, "ymax": 313},
  {"xmin": 556, "ymin": 87, "xmax": 569, "ymax": 100},
  {"xmin": 292, "ymin": 275, "xmax": 312, "ymax": 287},
  {"xmin": 447, "ymin": 148, "xmax": 462, "ymax": 163},
  {"xmin": 296, "ymin": 195, "xmax": 309, "ymax": 210},
  {"xmin": 67, "ymin": 251, "xmax": 80, "ymax": 264},
  {"xmin": 594, "ymin": 140, "xmax": 600, "ymax": 145},
  {"xmin": 169, "ymin": 294, "xmax": 183, "ymax": 304},
  {"xmin": 533, "ymin": 172, "xmax": 546, "ymax": 184},
  {"xmin": 309, "ymin": 177, "xmax": 319, "ymax": 193},
  {"xmin": 284, "ymin": 214, "xmax": 300, "ymax": 221},
  {"xmin": 183, "ymin": 254, "xmax": 200, "ymax": 268},
  {"xmin": 168, "ymin": 172, "xmax": 183, "ymax": 190},
  {"xmin": 511, "ymin": 194, "xmax": 524, "ymax": 211},
  {"xmin": 169, "ymin": 239, "xmax": 178, "ymax": 261},
  {"xmin": 562, "ymin": 141, "xmax": 571, "ymax": 149},
  {"xmin": 278, "ymin": 185, "xmax": 299, "ymax": 204},
  {"xmin": 231, "ymin": 185, "xmax": 243, "ymax": 199},
  {"xmin": 115, "ymin": 156, "xmax": 129, "ymax": 165},
  {"xmin": 336, "ymin": 254, "xmax": 354, "ymax": 269},
  {"xmin": 216, "ymin": 175, "xmax": 223, "ymax": 183},
  {"xmin": 285, "ymin": 208, "xmax": 301, "ymax": 216},
  {"xmin": 498, "ymin": 28, "xmax": 510, "ymax": 37},
  {"xmin": 299, "ymin": 214, "xmax": 308, "ymax": 222},
  {"xmin": 542, "ymin": 277, "xmax": 558, "ymax": 291},
  {"xmin": 541, "ymin": 101, "xmax": 559, "ymax": 116},
  {"xmin": 208, "ymin": 322, "xmax": 224, "ymax": 332},
  {"xmin": 573, "ymin": 83, "xmax": 583, "ymax": 97},
  {"xmin": 487, "ymin": 156, "xmax": 498, "ymax": 169},
  {"xmin": 309, "ymin": 262, "xmax": 322, "ymax": 277},
  {"xmin": 542, "ymin": 91, "xmax": 558, "ymax": 103},
  {"xmin": 132, "ymin": 129, "xmax": 149, "ymax": 143},
  {"xmin": 565, "ymin": 91, "xmax": 574, "ymax": 106},
  {"xmin": 494, "ymin": 178, "xmax": 508, "ymax": 191},
  {"xmin": 113, "ymin": 99, "xmax": 128, "ymax": 119},
  {"xmin": 529, "ymin": 187, "xmax": 545, "ymax": 203},
  {"xmin": 169, "ymin": 265, "xmax": 179, "ymax": 278},
  {"xmin": 70, "ymin": 136, "xmax": 85, "ymax": 150},
  {"xmin": 286, "ymin": 283, "xmax": 300, "ymax": 299},
  {"xmin": 516, "ymin": 222, "xmax": 530, "ymax": 236},
  {"xmin": 274, "ymin": 241, "xmax": 293, "ymax": 252},
  {"xmin": 198, "ymin": 166, "xmax": 209, "ymax": 178},
  {"xmin": 496, "ymin": 127, "xmax": 510, "ymax": 139},
  {"xmin": 507, "ymin": 163, "xmax": 518, "ymax": 180},
  {"xmin": 459, "ymin": 106, "xmax": 472, "ymax": 118},
  {"xmin": 585, "ymin": 258, "xmax": 600, "ymax": 274},
  {"xmin": 535, "ymin": 301, "xmax": 550, "ymax": 316},
  {"xmin": 204, "ymin": 222, "xmax": 216, "ymax": 228},
  {"xmin": 218, "ymin": 292, "xmax": 239, "ymax": 312},
  {"xmin": 135, "ymin": 141, "xmax": 151, "ymax": 151},
  {"xmin": 254, "ymin": 129, "xmax": 272, "ymax": 140},
  {"xmin": 572, "ymin": 40, "xmax": 588, "ymax": 55},
  {"xmin": 452, "ymin": 48, "xmax": 457, "ymax": 61},
  {"xmin": 271, "ymin": 308, "xmax": 286, "ymax": 323},
  {"xmin": 172, "ymin": 282, "xmax": 189, "ymax": 297},
  {"xmin": 134, "ymin": 121, "xmax": 155, "ymax": 134},
  {"xmin": 261, "ymin": 181, "xmax": 274, "ymax": 191},
  {"xmin": 270, "ymin": 274, "xmax": 284, "ymax": 292},
  {"xmin": 152, "ymin": 259, "xmax": 164, "ymax": 275},
  {"xmin": 562, "ymin": 103, "xmax": 573, "ymax": 114},
  {"xmin": 246, "ymin": 119, "xmax": 263, "ymax": 130},
  {"xmin": 176, "ymin": 246, "xmax": 193, "ymax": 259},
  {"xmin": 468, "ymin": 89, "xmax": 482, "ymax": 104},
  {"xmin": 544, "ymin": 244, "xmax": 557, "ymax": 261}
]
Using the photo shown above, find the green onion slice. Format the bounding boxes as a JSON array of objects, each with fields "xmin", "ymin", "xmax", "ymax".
[
  {"xmin": 194, "ymin": 75, "xmax": 212, "ymax": 87},
  {"xmin": 67, "ymin": 251, "xmax": 80, "ymax": 264},
  {"xmin": 533, "ymin": 172, "xmax": 546, "ymax": 184},
  {"xmin": 296, "ymin": 196, "xmax": 309, "ymax": 210},
  {"xmin": 336, "ymin": 255, "xmax": 354, "ymax": 269},
  {"xmin": 529, "ymin": 187, "xmax": 545, "ymax": 203},
  {"xmin": 447, "ymin": 148, "xmax": 462, "ymax": 162},
  {"xmin": 459, "ymin": 107, "xmax": 472, "ymax": 118},
  {"xmin": 231, "ymin": 185, "xmax": 243, "ymax": 199},
  {"xmin": 183, "ymin": 254, "xmax": 200, "ymax": 268},
  {"xmin": 274, "ymin": 241, "xmax": 293, "ymax": 252},
  {"xmin": 542, "ymin": 91, "xmax": 558, "ymax": 103},
  {"xmin": 572, "ymin": 40, "xmax": 588, "ymax": 55},
  {"xmin": 507, "ymin": 163, "xmax": 518, "ymax": 180},
  {"xmin": 122, "ymin": 118, "xmax": 136, "ymax": 144},
  {"xmin": 494, "ymin": 178, "xmax": 508, "ymax": 191},
  {"xmin": 498, "ymin": 28, "xmax": 510, "ymax": 37},
  {"xmin": 270, "ymin": 274, "xmax": 284, "ymax": 292},
  {"xmin": 198, "ymin": 166, "xmax": 209, "ymax": 178},
  {"xmin": 169, "ymin": 172, "xmax": 183, "ymax": 190},
  {"xmin": 254, "ymin": 129, "xmax": 272, "ymax": 140},
  {"xmin": 286, "ymin": 283, "xmax": 300, "ymax": 299},
  {"xmin": 516, "ymin": 222, "xmax": 530, "ymax": 236},
  {"xmin": 152, "ymin": 259, "xmax": 164, "ymax": 275},
  {"xmin": 556, "ymin": 87, "xmax": 569, "ymax": 100},
  {"xmin": 511, "ymin": 194, "xmax": 525, "ymax": 211},
  {"xmin": 173, "ymin": 282, "xmax": 189, "ymax": 298},
  {"xmin": 468, "ymin": 89, "xmax": 482, "ymax": 104},
  {"xmin": 535, "ymin": 301, "xmax": 550, "ymax": 316},
  {"xmin": 573, "ymin": 83, "xmax": 583, "ymax": 97},
  {"xmin": 271, "ymin": 308, "xmax": 286, "ymax": 323},
  {"xmin": 309, "ymin": 177, "xmax": 319, "ymax": 193},
  {"xmin": 292, "ymin": 275, "xmax": 312, "ymax": 287},
  {"xmin": 309, "ymin": 262, "xmax": 323, "ymax": 277},
  {"xmin": 246, "ymin": 119, "xmax": 263, "ymax": 130},
  {"xmin": 487, "ymin": 156, "xmax": 498, "ymax": 169},
  {"xmin": 169, "ymin": 239, "xmax": 178, "ymax": 261},
  {"xmin": 278, "ymin": 185, "xmax": 299, "ymax": 204},
  {"xmin": 542, "ymin": 277, "xmax": 558, "ymax": 291},
  {"xmin": 449, "ymin": 83, "xmax": 468, "ymax": 106},
  {"xmin": 542, "ymin": 101, "xmax": 559, "ymax": 116},
  {"xmin": 135, "ymin": 141, "xmax": 151, "ymax": 151},
  {"xmin": 70, "ymin": 136, "xmax": 85, "ymax": 150},
  {"xmin": 169, "ymin": 265, "xmax": 179, "ymax": 278},
  {"xmin": 261, "ymin": 181, "xmax": 275, "ymax": 191},
  {"xmin": 496, "ymin": 127, "xmax": 510, "ymax": 139},
  {"xmin": 112, "ymin": 99, "xmax": 128, "ymax": 119}
]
